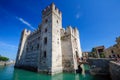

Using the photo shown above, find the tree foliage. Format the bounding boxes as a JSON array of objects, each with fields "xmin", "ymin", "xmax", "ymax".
[
  {"xmin": 99, "ymin": 52, "xmax": 105, "ymax": 58},
  {"xmin": 91, "ymin": 48, "xmax": 97, "ymax": 58},
  {"xmin": 0, "ymin": 55, "xmax": 9, "ymax": 61}
]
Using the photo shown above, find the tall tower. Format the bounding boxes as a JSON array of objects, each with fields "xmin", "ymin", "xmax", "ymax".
[
  {"xmin": 15, "ymin": 29, "xmax": 31, "ymax": 67},
  {"xmin": 39, "ymin": 3, "xmax": 62, "ymax": 74}
]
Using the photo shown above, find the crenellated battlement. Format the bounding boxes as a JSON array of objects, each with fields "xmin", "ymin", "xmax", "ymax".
[
  {"xmin": 60, "ymin": 26, "xmax": 79, "ymax": 40},
  {"xmin": 29, "ymin": 28, "xmax": 40, "ymax": 36},
  {"xmin": 15, "ymin": 3, "xmax": 82, "ymax": 74},
  {"xmin": 42, "ymin": 3, "xmax": 62, "ymax": 18},
  {"xmin": 22, "ymin": 29, "xmax": 31, "ymax": 35},
  {"xmin": 22, "ymin": 28, "xmax": 41, "ymax": 39}
]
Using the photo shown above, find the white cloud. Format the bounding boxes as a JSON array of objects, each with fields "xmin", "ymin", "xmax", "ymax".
[
  {"xmin": 75, "ymin": 4, "xmax": 82, "ymax": 19},
  {"xmin": 76, "ymin": 13, "xmax": 80, "ymax": 19},
  {"xmin": 0, "ymin": 41, "xmax": 17, "ymax": 60},
  {"xmin": 0, "ymin": 41, "xmax": 17, "ymax": 49},
  {"xmin": 16, "ymin": 17, "xmax": 35, "ymax": 30}
]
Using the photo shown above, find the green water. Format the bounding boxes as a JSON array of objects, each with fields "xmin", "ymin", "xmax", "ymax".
[{"xmin": 0, "ymin": 65, "xmax": 111, "ymax": 80}]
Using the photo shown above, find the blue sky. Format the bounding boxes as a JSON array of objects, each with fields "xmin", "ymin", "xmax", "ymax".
[{"xmin": 0, "ymin": 0, "xmax": 120, "ymax": 60}]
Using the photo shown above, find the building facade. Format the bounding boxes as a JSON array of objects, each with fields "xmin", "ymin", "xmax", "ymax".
[
  {"xmin": 91, "ymin": 46, "xmax": 105, "ymax": 58},
  {"xmin": 15, "ymin": 3, "xmax": 82, "ymax": 75},
  {"xmin": 89, "ymin": 37, "xmax": 120, "ymax": 58},
  {"xmin": 105, "ymin": 36, "xmax": 120, "ymax": 58}
]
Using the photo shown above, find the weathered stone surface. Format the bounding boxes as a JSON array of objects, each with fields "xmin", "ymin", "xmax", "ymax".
[
  {"xmin": 15, "ymin": 3, "xmax": 82, "ymax": 75},
  {"xmin": 109, "ymin": 61, "xmax": 120, "ymax": 80},
  {"xmin": 88, "ymin": 58, "xmax": 114, "ymax": 75}
]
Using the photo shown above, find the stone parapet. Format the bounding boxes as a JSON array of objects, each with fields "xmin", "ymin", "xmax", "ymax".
[
  {"xmin": 88, "ymin": 58, "xmax": 115, "ymax": 76},
  {"xmin": 109, "ymin": 61, "xmax": 120, "ymax": 80}
]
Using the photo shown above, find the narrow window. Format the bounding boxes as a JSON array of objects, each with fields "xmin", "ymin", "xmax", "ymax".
[
  {"xmin": 39, "ymin": 28, "xmax": 41, "ymax": 32},
  {"xmin": 26, "ymin": 47, "xmax": 28, "ymax": 52},
  {"xmin": 44, "ymin": 51, "xmax": 46, "ymax": 58},
  {"xmin": 57, "ymin": 41, "xmax": 59, "ymax": 44},
  {"xmin": 57, "ymin": 20, "xmax": 59, "ymax": 23},
  {"xmin": 76, "ymin": 51, "xmax": 78, "ymax": 58},
  {"xmin": 44, "ymin": 37, "xmax": 47, "ymax": 44},
  {"xmin": 45, "ymin": 19, "xmax": 48, "ymax": 23},
  {"xmin": 45, "ymin": 28, "xmax": 47, "ymax": 32},
  {"xmin": 109, "ymin": 55, "xmax": 111, "ymax": 58},
  {"xmin": 38, "ymin": 37, "xmax": 40, "ymax": 40},
  {"xmin": 31, "ymin": 46, "xmax": 33, "ymax": 50},
  {"xmin": 37, "ymin": 44, "xmax": 39, "ymax": 49},
  {"xmin": 117, "ymin": 54, "xmax": 120, "ymax": 58},
  {"xmin": 111, "ymin": 50, "xmax": 114, "ymax": 53}
]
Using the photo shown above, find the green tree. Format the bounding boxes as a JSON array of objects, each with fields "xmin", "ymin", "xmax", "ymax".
[
  {"xmin": 100, "ymin": 52, "xmax": 105, "ymax": 58},
  {"xmin": 0, "ymin": 56, "xmax": 9, "ymax": 61},
  {"xmin": 91, "ymin": 48, "xmax": 97, "ymax": 58}
]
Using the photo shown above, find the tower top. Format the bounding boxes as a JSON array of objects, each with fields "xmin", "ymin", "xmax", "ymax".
[{"xmin": 42, "ymin": 3, "xmax": 62, "ymax": 18}]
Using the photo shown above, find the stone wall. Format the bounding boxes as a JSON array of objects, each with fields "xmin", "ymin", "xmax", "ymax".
[
  {"xmin": 15, "ymin": 3, "xmax": 82, "ymax": 75},
  {"xmin": 88, "ymin": 58, "xmax": 114, "ymax": 75},
  {"xmin": 0, "ymin": 61, "xmax": 14, "ymax": 66},
  {"xmin": 105, "ymin": 36, "xmax": 120, "ymax": 58},
  {"xmin": 61, "ymin": 26, "xmax": 82, "ymax": 72},
  {"xmin": 109, "ymin": 61, "xmax": 120, "ymax": 80}
]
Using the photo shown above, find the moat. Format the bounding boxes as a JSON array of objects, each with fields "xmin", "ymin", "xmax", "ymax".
[{"xmin": 0, "ymin": 64, "xmax": 111, "ymax": 80}]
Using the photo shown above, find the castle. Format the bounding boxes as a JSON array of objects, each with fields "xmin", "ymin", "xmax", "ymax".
[{"xmin": 15, "ymin": 3, "xmax": 82, "ymax": 75}]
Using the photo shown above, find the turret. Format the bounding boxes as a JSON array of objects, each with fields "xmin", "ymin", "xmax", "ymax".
[
  {"xmin": 42, "ymin": 3, "xmax": 62, "ymax": 19},
  {"xmin": 15, "ymin": 29, "xmax": 31, "ymax": 67}
]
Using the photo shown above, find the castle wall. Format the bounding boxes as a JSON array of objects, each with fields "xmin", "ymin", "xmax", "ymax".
[
  {"xmin": 23, "ymin": 29, "xmax": 41, "ymax": 67},
  {"xmin": 61, "ymin": 27, "xmax": 82, "ymax": 72},
  {"xmin": 15, "ymin": 29, "xmax": 31, "ymax": 67},
  {"xmin": 38, "ymin": 14, "xmax": 52, "ymax": 71},
  {"xmin": 15, "ymin": 3, "xmax": 82, "ymax": 75},
  {"xmin": 61, "ymin": 32, "xmax": 74, "ymax": 72},
  {"xmin": 51, "ymin": 4, "xmax": 62, "ymax": 74}
]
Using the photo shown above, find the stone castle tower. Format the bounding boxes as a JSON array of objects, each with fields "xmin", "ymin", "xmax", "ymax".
[{"xmin": 15, "ymin": 3, "xmax": 82, "ymax": 75}]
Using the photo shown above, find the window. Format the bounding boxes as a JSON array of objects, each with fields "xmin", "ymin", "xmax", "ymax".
[
  {"xmin": 76, "ymin": 51, "xmax": 78, "ymax": 58},
  {"xmin": 31, "ymin": 46, "xmax": 33, "ymax": 50},
  {"xmin": 45, "ymin": 28, "xmax": 47, "ymax": 32},
  {"xmin": 44, "ymin": 37, "xmax": 47, "ymax": 44},
  {"xmin": 45, "ymin": 19, "xmax": 48, "ymax": 23},
  {"xmin": 113, "ymin": 54, "xmax": 116, "ymax": 57},
  {"xmin": 37, "ymin": 44, "xmax": 39, "ymax": 49},
  {"xmin": 39, "ymin": 28, "xmax": 41, "ymax": 32},
  {"xmin": 26, "ymin": 47, "xmax": 28, "ymax": 52},
  {"xmin": 44, "ymin": 51, "xmax": 46, "ymax": 58},
  {"xmin": 57, "ymin": 20, "xmax": 59, "ymax": 23},
  {"xmin": 117, "ymin": 54, "xmax": 120, "ymax": 58},
  {"xmin": 111, "ymin": 50, "xmax": 114, "ymax": 53},
  {"xmin": 38, "ymin": 37, "xmax": 40, "ymax": 40}
]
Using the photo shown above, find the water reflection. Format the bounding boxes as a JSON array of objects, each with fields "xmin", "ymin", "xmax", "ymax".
[
  {"xmin": 0, "ymin": 64, "xmax": 111, "ymax": 80},
  {"xmin": 0, "ymin": 65, "xmax": 14, "ymax": 80},
  {"xmin": 13, "ymin": 70, "xmax": 81, "ymax": 80}
]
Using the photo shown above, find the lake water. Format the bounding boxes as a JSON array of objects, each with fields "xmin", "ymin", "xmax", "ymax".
[{"xmin": 0, "ymin": 65, "xmax": 111, "ymax": 80}]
